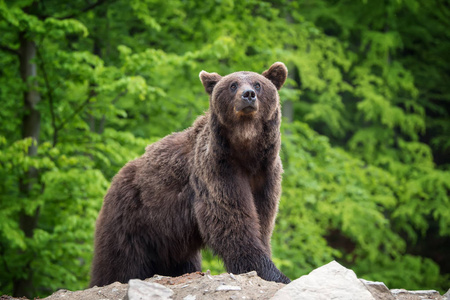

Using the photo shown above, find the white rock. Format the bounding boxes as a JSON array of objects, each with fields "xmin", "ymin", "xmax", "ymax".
[
  {"xmin": 443, "ymin": 289, "xmax": 450, "ymax": 300},
  {"xmin": 271, "ymin": 260, "xmax": 376, "ymax": 300},
  {"xmin": 215, "ymin": 285, "xmax": 242, "ymax": 291},
  {"xmin": 125, "ymin": 279, "xmax": 174, "ymax": 300}
]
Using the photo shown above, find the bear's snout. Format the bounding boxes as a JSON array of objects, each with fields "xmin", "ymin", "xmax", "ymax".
[{"xmin": 235, "ymin": 88, "xmax": 258, "ymax": 114}]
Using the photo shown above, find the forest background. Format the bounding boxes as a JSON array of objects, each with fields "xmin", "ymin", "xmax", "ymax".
[{"xmin": 0, "ymin": 0, "xmax": 449, "ymax": 298}]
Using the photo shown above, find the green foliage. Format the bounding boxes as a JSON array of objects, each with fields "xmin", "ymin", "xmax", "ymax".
[
  {"xmin": 201, "ymin": 249, "xmax": 226, "ymax": 275},
  {"xmin": 0, "ymin": 0, "xmax": 449, "ymax": 297},
  {"xmin": 274, "ymin": 122, "xmax": 449, "ymax": 291}
]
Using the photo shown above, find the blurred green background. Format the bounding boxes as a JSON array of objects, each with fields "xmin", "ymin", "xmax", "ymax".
[{"xmin": 0, "ymin": 0, "xmax": 449, "ymax": 298}]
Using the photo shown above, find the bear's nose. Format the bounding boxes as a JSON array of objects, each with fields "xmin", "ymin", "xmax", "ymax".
[{"xmin": 241, "ymin": 89, "xmax": 256, "ymax": 103}]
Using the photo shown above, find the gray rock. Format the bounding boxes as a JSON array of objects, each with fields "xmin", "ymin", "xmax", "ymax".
[
  {"xmin": 361, "ymin": 279, "xmax": 395, "ymax": 300},
  {"xmin": 215, "ymin": 285, "xmax": 242, "ymax": 291},
  {"xmin": 270, "ymin": 260, "xmax": 375, "ymax": 300},
  {"xmin": 124, "ymin": 279, "xmax": 174, "ymax": 300},
  {"xmin": 390, "ymin": 289, "xmax": 443, "ymax": 300}
]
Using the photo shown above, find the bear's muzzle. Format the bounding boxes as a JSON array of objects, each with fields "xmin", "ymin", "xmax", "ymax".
[{"xmin": 235, "ymin": 88, "xmax": 258, "ymax": 114}]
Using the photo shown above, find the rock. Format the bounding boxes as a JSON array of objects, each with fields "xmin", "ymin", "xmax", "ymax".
[
  {"xmin": 361, "ymin": 279, "xmax": 395, "ymax": 300},
  {"xmin": 125, "ymin": 279, "xmax": 174, "ymax": 300},
  {"xmin": 6, "ymin": 266, "xmax": 446, "ymax": 300},
  {"xmin": 241, "ymin": 271, "xmax": 258, "ymax": 277},
  {"xmin": 215, "ymin": 285, "xmax": 242, "ymax": 291},
  {"xmin": 161, "ymin": 271, "xmax": 281, "ymax": 300},
  {"xmin": 42, "ymin": 281, "xmax": 128, "ymax": 300},
  {"xmin": 271, "ymin": 260, "xmax": 376, "ymax": 300},
  {"xmin": 390, "ymin": 289, "xmax": 443, "ymax": 300}
]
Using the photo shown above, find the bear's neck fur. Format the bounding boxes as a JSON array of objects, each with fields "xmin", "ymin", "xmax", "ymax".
[{"xmin": 207, "ymin": 107, "xmax": 281, "ymax": 174}]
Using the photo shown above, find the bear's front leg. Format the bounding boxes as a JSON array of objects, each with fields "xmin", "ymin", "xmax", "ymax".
[
  {"xmin": 252, "ymin": 158, "xmax": 283, "ymax": 253},
  {"xmin": 192, "ymin": 174, "xmax": 290, "ymax": 284}
]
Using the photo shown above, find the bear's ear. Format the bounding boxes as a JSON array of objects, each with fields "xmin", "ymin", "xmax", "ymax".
[
  {"xmin": 262, "ymin": 62, "xmax": 288, "ymax": 90},
  {"xmin": 199, "ymin": 71, "xmax": 222, "ymax": 95}
]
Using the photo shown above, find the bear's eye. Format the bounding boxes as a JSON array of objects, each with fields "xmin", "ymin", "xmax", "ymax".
[
  {"xmin": 230, "ymin": 83, "xmax": 238, "ymax": 92},
  {"xmin": 254, "ymin": 82, "xmax": 261, "ymax": 91}
]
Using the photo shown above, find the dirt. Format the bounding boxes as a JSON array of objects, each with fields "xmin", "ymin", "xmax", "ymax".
[
  {"xmin": 17, "ymin": 271, "xmax": 285, "ymax": 300},
  {"xmin": 2, "ymin": 270, "xmax": 448, "ymax": 300},
  {"xmin": 151, "ymin": 271, "xmax": 285, "ymax": 300}
]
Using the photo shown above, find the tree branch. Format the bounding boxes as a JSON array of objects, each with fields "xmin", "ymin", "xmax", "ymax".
[
  {"xmin": 111, "ymin": 90, "xmax": 127, "ymax": 105},
  {"xmin": 96, "ymin": 90, "xmax": 126, "ymax": 134},
  {"xmin": 55, "ymin": 88, "xmax": 127, "ymax": 138},
  {"xmin": 56, "ymin": 96, "xmax": 92, "ymax": 132},
  {"xmin": 58, "ymin": 0, "xmax": 109, "ymax": 20},
  {"xmin": 0, "ymin": 45, "xmax": 19, "ymax": 56}
]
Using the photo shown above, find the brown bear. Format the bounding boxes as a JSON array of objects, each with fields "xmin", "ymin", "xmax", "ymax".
[{"xmin": 90, "ymin": 62, "xmax": 290, "ymax": 287}]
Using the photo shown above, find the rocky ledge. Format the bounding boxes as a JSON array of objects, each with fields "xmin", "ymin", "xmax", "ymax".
[{"xmin": 2, "ymin": 261, "xmax": 449, "ymax": 300}]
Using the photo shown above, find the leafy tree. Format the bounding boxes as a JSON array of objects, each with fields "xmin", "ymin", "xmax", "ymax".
[
  {"xmin": 275, "ymin": 1, "xmax": 450, "ymax": 290},
  {"xmin": 0, "ymin": 1, "xmax": 149, "ymax": 296}
]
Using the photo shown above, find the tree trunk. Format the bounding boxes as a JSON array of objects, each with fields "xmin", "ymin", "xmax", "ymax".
[
  {"xmin": 13, "ymin": 32, "xmax": 41, "ymax": 299},
  {"xmin": 282, "ymin": 99, "xmax": 294, "ymax": 123},
  {"xmin": 282, "ymin": 64, "xmax": 298, "ymax": 132}
]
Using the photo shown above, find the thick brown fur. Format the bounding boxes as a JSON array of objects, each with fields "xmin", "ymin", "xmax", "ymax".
[{"xmin": 90, "ymin": 62, "xmax": 290, "ymax": 287}]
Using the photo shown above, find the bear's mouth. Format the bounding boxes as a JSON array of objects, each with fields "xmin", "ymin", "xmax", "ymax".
[{"xmin": 235, "ymin": 103, "xmax": 257, "ymax": 114}]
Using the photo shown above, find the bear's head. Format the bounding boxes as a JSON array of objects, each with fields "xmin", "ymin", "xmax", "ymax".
[{"xmin": 199, "ymin": 62, "xmax": 288, "ymax": 126}]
